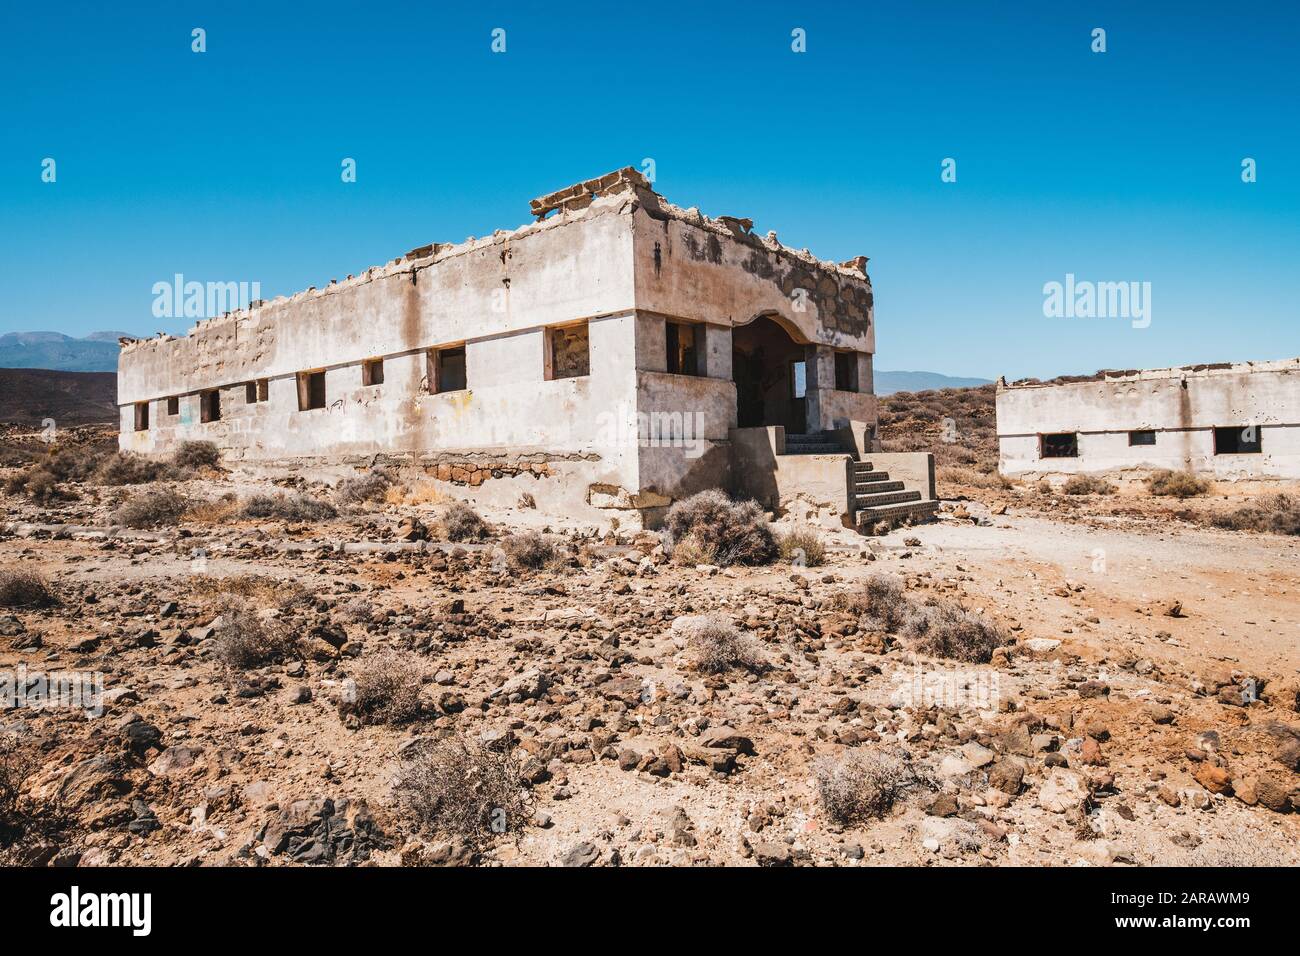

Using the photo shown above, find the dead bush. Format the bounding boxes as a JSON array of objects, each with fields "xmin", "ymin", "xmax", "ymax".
[
  {"xmin": 668, "ymin": 533, "xmax": 719, "ymax": 566},
  {"xmin": 1145, "ymin": 469, "xmax": 1210, "ymax": 498},
  {"xmin": 441, "ymin": 502, "xmax": 490, "ymax": 541},
  {"xmin": 776, "ymin": 526, "xmax": 826, "ymax": 566},
  {"xmin": 0, "ymin": 570, "xmax": 57, "ymax": 608},
  {"xmin": 241, "ymin": 492, "xmax": 337, "ymax": 522},
  {"xmin": 815, "ymin": 747, "xmax": 927, "ymax": 824},
  {"xmin": 112, "ymin": 488, "xmax": 191, "ymax": 528},
  {"xmin": 92, "ymin": 452, "xmax": 173, "ymax": 485},
  {"xmin": 0, "ymin": 737, "xmax": 37, "ymax": 843},
  {"xmin": 212, "ymin": 598, "xmax": 298, "ymax": 669},
  {"xmin": 186, "ymin": 492, "xmax": 241, "ymax": 524},
  {"xmin": 2, "ymin": 467, "xmax": 69, "ymax": 503},
  {"xmin": 517, "ymin": 492, "xmax": 536, "ymax": 509},
  {"xmin": 662, "ymin": 489, "xmax": 776, "ymax": 566},
  {"xmin": 938, "ymin": 466, "xmax": 1013, "ymax": 491},
  {"xmin": 499, "ymin": 531, "xmax": 563, "ymax": 570},
  {"xmin": 193, "ymin": 574, "xmax": 308, "ymax": 610},
  {"xmin": 393, "ymin": 737, "xmax": 535, "ymax": 853},
  {"xmin": 677, "ymin": 614, "xmax": 765, "ymax": 673},
  {"xmin": 172, "ymin": 440, "xmax": 221, "ymax": 470},
  {"xmin": 335, "ymin": 468, "xmax": 396, "ymax": 505},
  {"xmin": 1063, "ymin": 474, "xmax": 1115, "ymax": 496},
  {"xmin": 1212, "ymin": 494, "xmax": 1300, "ymax": 536},
  {"xmin": 828, "ymin": 574, "xmax": 910, "ymax": 631},
  {"xmin": 339, "ymin": 652, "xmax": 424, "ymax": 725},
  {"xmin": 904, "ymin": 598, "xmax": 1009, "ymax": 663}
]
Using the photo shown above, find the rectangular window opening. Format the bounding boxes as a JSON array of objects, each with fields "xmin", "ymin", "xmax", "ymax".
[
  {"xmin": 133, "ymin": 402, "xmax": 149, "ymax": 431},
  {"xmin": 362, "ymin": 358, "xmax": 384, "ymax": 386},
  {"xmin": 429, "ymin": 347, "xmax": 466, "ymax": 393},
  {"xmin": 834, "ymin": 351, "xmax": 859, "ymax": 392},
  {"xmin": 1041, "ymin": 432, "xmax": 1078, "ymax": 458},
  {"xmin": 666, "ymin": 321, "xmax": 701, "ymax": 376},
  {"xmin": 297, "ymin": 371, "xmax": 326, "ymax": 411},
  {"xmin": 257, "ymin": 378, "xmax": 269, "ymax": 402},
  {"xmin": 1128, "ymin": 429, "xmax": 1156, "ymax": 446},
  {"xmin": 200, "ymin": 389, "xmax": 221, "ymax": 423},
  {"xmin": 791, "ymin": 360, "xmax": 807, "ymax": 400},
  {"xmin": 546, "ymin": 323, "xmax": 590, "ymax": 380},
  {"xmin": 1214, "ymin": 425, "xmax": 1262, "ymax": 455},
  {"xmin": 166, "ymin": 396, "xmax": 179, "ymax": 416}
]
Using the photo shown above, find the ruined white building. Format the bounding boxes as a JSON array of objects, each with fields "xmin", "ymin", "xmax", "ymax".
[
  {"xmin": 117, "ymin": 168, "xmax": 935, "ymax": 528},
  {"xmin": 996, "ymin": 358, "xmax": 1300, "ymax": 480}
]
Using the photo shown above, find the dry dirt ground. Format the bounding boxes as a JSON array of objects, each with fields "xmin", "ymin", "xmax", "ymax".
[{"xmin": 2, "ymin": 435, "xmax": 1298, "ymax": 868}]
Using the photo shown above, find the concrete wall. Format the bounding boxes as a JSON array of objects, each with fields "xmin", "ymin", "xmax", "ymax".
[
  {"xmin": 997, "ymin": 359, "xmax": 1300, "ymax": 480},
  {"xmin": 730, "ymin": 426, "xmax": 853, "ymax": 519}
]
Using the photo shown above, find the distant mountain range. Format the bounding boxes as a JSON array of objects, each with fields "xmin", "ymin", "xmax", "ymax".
[
  {"xmin": 0, "ymin": 331, "xmax": 993, "ymax": 395},
  {"xmin": 874, "ymin": 370, "xmax": 992, "ymax": 394},
  {"xmin": 0, "ymin": 331, "xmax": 136, "ymax": 372},
  {"xmin": 0, "ymin": 368, "xmax": 118, "ymax": 424}
]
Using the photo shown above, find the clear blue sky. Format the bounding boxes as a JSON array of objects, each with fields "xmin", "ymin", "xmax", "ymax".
[{"xmin": 2, "ymin": 0, "xmax": 1296, "ymax": 379}]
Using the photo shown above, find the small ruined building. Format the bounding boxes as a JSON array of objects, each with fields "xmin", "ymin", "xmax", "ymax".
[
  {"xmin": 996, "ymin": 357, "xmax": 1300, "ymax": 480},
  {"xmin": 118, "ymin": 168, "xmax": 936, "ymax": 527}
]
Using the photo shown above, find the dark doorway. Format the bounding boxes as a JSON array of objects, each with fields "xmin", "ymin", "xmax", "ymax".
[{"xmin": 732, "ymin": 315, "xmax": 806, "ymax": 433}]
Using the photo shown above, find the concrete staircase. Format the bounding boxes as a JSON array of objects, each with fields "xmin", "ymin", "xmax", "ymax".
[{"xmin": 782, "ymin": 431, "xmax": 940, "ymax": 527}]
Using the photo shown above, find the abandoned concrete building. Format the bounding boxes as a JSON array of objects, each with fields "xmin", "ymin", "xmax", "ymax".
[
  {"xmin": 118, "ymin": 168, "xmax": 936, "ymax": 528},
  {"xmin": 996, "ymin": 357, "xmax": 1300, "ymax": 481}
]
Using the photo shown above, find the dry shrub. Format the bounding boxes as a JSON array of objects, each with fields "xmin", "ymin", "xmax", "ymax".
[
  {"xmin": 194, "ymin": 574, "xmax": 308, "ymax": 609},
  {"xmin": 1145, "ymin": 469, "xmax": 1209, "ymax": 498},
  {"xmin": 112, "ymin": 488, "xmax": 191, "ymax": 528},
  {"xmin": 0, "ymin": 570, "xmax": 57, "ymax": 608},
  {"xmin": 241, "ymin": 492, "xmax": 337, "ymax": 522},
  {"xmin": 0, "ymin": 737, "xmax": 37, "ymax": 843},
  {"xmin": 212, "ymin": 598, "xmax": 298, "ymax": 669},
  {"xmin": 499, "ymin": 531, "xmax": 562, "ymax": 570},
  {"xmin": 172, "ymin": 440, "xmax": 220, "ymax": 470},
  {"xmin": 441, "ymin": 502, "xmax": 490, "ymax": 541},
  {"xmin": 938, "ymin": 465, "xmax": 1013, "ymax": 491},
  {"xmin": 3, "ymin": 467, "xmax": 70, "ymax": 503},
  {"xmin": 670, "ymin": 534, "xmax": 719, "ymax": 566},
  {"xmin": 904, "ymin": 598, "xmax": 1009, "ymax": 663},
  {"xmin": 517, "ymin": 492, "xmax": 536, "ymax": 509},
  {"xmin": 394, "ymin": 737, "xmax": 535, "ymax": 852},
  {"xmin": 776, "ymin": 526, "xmax": 826, "ymax": 566},
  {"xmin": 662, "ymin": 489, "xmax": 776, "ymax": 566},
  {"xmin": 1212, "ymin": 494, "xmax": 1300, "ymax": 536},
  {"xmin": 678, "ymin": 614, "xmax": 764, "ymax": 673},
  {"xmin": 92, "ymin": 452, "xmax": 173, "ymax": 486},
  {"xmin": 815, "ymin": 747, "xmax": 927, "ymax": 824},
  {"xmin": 335, "ymin": 468, "xmax": 396, "ymax": 505},
  {"xmin": 186, "ymin": 493, "xmax": 241, "ymax": 524},
  {"xmin": 828, "ymin": 574, "xmax": 909, "ymax": 630},
  {"xmin": 339, "ymin": 652, "xmax": 424, "ymax": 725},
  {"xmin": 1063, "ymin": 474, "xmax": 1115, "ymax": 496}
]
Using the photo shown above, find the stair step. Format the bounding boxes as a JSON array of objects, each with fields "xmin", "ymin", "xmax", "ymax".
[
  {"xmin": 853, "ymin": 480, "xmax": 905, "ymax": 496},
  {"xmin": 854, "ymin": 471, "xmax": 893, "ymax": 485},
  {"xmin": 853, "ymin": 489, "xmax": 919, "ymax": 507},
  {"xmin": 855, "ymin": 499, "xmax": 941, "ymax": 525},
  {"xmin": 784, "ymin": 445, "xmax": 845, "ymax": 455}
]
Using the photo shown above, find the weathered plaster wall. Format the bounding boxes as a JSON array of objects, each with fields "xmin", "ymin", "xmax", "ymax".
[{"xmin": 997, "ymin": 360, "xmax": 1300, "ymax": 480}]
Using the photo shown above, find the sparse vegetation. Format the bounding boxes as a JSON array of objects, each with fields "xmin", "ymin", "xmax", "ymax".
[
  {"xmin": 815, "ymin": 747, "xmax": 927, "ymax": 824},
  {"xmin": 662, "ymin": 489, "xmax": 776, "ymax": 566},
  {"xmin": 441, "ymin": 501, "xmax": 491, "ymax": 541},
  {"xmin": 172, "ymin": 440, "xmax": 221, "ymax": 470},
  {"xmin": 112, "ymin": 488, "xmax": 191, "ymax": 528},
  {"xmin": 1146, "ymin": 469, "xmax": 1210, "ymax": 498},
  {"xmin": 1211, "ymin": 494, "xmax": 1300, "ymax": 536},
  {"xmin": 776, "ymin": 526, "xmax": 826, "ymax": 566},
  {"xmin": 499, "ymin": 531, "xmax": 563, "ymax": 570},
  {"xmin": 193, "ymin": 574, "xmax": 308, "ymax": 609},
  {"xmin": 393, "ymin": 737, "xmax": 534, "ymax": 852},
  {"xmin": 0, "ymin": 737, "xmax": 37, "ymax": 843},
  {"xmin": 335, "ymin": 468, "xmax": 396, "ymax": 505},
  {"xmin": 677, "ymin": 614, "xmax": 765, "ymax": 673},
  {"xmin": 92, "ymin": 452, "xmax": 173, "ymax": 486},
  {"xmin": 828, "ymin": 574, "xmax": 909, "ymax": 631},
  {"xmin": 241, "ymin": 492, "xmax": 337, "ymax": 522},
  {"xmin": 212, "ymin": 598, "xmax": 298, "ymax": 669},
  {"xmin": 0, "ymin": 570, "xmax": 57, "ymax": 608},
  {"xmin": 1063, "ymin": 474, "xmax": 1115, "ymax": 496},
  {"xmin": 904, "ymin": 598, "xmax": 1010, "ymax": 663},
  {"xmin": 339, "ymin": 652, "xmax": 424, "ymax": 725}
]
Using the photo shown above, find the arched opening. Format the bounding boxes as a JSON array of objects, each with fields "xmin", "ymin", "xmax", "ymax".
[{"xmin": 732, "ymin": 314, "xmax": 808, "ymax": 433}]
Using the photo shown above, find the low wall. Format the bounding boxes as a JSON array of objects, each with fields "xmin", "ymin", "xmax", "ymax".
[
  {"xmin": 730, "ymin": 426, "xmax": 852, "ymax": 518},
  {"xmin": 868, "ymin": 452, "xmax": 936, "ymax": 500}
]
